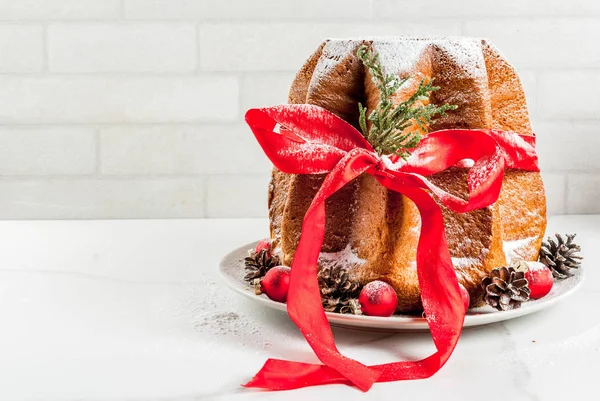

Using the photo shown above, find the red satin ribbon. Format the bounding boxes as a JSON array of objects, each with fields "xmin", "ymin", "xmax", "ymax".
[{"xmin": 243, "ymin": 104, "xmax": 540, "ymax": 391}]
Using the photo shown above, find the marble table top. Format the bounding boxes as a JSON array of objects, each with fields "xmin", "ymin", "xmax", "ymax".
[{"xmin": 0, "ymin": 216, "xmax": 597, "ymax": 401}]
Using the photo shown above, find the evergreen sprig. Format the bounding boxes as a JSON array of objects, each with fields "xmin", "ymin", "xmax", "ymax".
[{"xmin": 357, "ymin": 45, "xmax": 457, "ymax": 158}]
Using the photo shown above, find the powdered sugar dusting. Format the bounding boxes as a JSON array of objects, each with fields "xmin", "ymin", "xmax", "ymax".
[
  {"xmin": 311, "ymin": 39, "xmax": 358, "ymax": 85},
  {"xmin": 310, "ymin": 38, "xmax": 488, "ymax": 105},
  {"xmin": 166, "ymin": 284, "xmax": 268, "ymax": 348},
  {"xmin": 437, "ymin": 37, "xmax": 487, "ymax": 79},
  {"xmin": 503, "ymin": 236, "xmax": 537, "ymax": 263},
  {"xmin": 271, "ymin": 213, "xmax": 282, "ymax": 240},
  {"xmin": 271, "ymin": 244, "xmax": 284, "ymax": 261},
  {"xmin": 319, "ymin": 244, "xmax": 366, "ymax": 269},
  {"xmin": 527, "ymin": 261, "xmax": 547, "ymax": 272},
  {"xmin": 404, "ymin": 257, "xmax": 479, "ymax": 272},
  {"xmin": 271, "ymin": 244, "xmax": 366, "ymax": 271},
  {"xmin": 363, "ymin": 279, "xmax": 393, "ymax": 295},
  {"xmin": 373, "ymin": 39, "xmax": 430, "ymax": 76},
  {"xmin": 451, "ymin": 257, "xmax": 480, "ymax": 269},
  {"xmin": 370, "ymin": 37, "xmax": 486, "ymax": 79},
  {"xmin": 380, "ymin": 154, "xmax": 406, "ymax": 170}
]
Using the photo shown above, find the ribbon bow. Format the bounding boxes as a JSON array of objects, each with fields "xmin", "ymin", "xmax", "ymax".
[{"xmin": 243, "ymin": 104, "xmax": 539, "ymax": 391}]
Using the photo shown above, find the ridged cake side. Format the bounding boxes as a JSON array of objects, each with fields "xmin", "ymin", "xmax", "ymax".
[{"xmin": 268, "ymin": 38, "xmax": 547, "ymax": 311}]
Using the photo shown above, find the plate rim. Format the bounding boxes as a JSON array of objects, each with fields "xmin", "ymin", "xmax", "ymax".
[{"xmin": 219, "ymin": 240, "xmax": 584, "ymax": 331}]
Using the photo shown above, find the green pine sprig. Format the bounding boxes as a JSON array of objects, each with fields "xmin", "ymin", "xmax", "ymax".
[{"xmin": 356, "ymin": 45, "xmax": 457, "ymax": 159}]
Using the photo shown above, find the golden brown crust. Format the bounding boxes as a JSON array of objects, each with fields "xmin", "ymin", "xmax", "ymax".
[
  {"xmin": 268, "ymin": 38, "xmax": 547, "ymax": 312},
  {"xmin": 497, "ymin": 170, "xmax": 547, "ymax": 260},
  {"xmin": 481, "ymin": 40, "xmax": 546, "ymax": 264},
  {"xmin": 429, "ymin": 41, "xmax": 492, "ymax": 131},
  {"xmin": 288, "ymin": 41, "xmax": 325, "ymax": 105},
  {"xmin": 481, "ymin": 40, "xmax": 533, "ymax": 135},
  {"xmin": 305, "ymin": 40, "xmax": 366, "ymax": 128}
]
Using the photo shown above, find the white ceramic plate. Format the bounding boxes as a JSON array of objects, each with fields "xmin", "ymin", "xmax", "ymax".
[{"xmin": 219, "ymin": 241, "xmax": 584, "ymax": 332}]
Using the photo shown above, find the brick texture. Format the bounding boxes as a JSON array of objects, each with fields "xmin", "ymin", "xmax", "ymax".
[
  {"xmin": 0, "ymin": 178, "xmax": 204, "ymax": 219},
  {"xmin": 0, "ymin": 25, "xmax": 44, "ymax": 73},
  {"xmin": 0, "ymin": 0, "xmax": 121, "ymax": 20},
  {"xmin": 125, "ymin": 0, "xmax": 372, "ymax": 20},
  {"xmin": 0, "ymin": 0, "xmax": 595, "ymax": 218},
  {"xmin": 0, "ymin": 127, "xmax": 96, "ymax": 175},
  {"xmin": 0, "ymin": 76, "xmax": 238, "ymax": 123},
  {"xmin": 48, "ymin": 23, "xmax": 197, "ymax": 73}
]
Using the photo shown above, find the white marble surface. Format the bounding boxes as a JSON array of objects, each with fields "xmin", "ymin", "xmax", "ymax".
[{"xmin": 0, "ymin": 216, "xmax": 597, "ymax": 401}]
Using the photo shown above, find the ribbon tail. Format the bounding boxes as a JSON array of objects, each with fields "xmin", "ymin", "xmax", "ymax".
[
  {"xmin": 372, "ymin": 178, "xmax": 466, "ymax": 381},
  {"xmin": 243, "ymin": 173, "xmax": 466, "ymax": 389},
  {"xmin": 245, "ymin": 148, "xmax": 380, "ymax": 391},
  {"xmin": 244, "ymin": 359, "xmax": 351, "ymax": 390}
]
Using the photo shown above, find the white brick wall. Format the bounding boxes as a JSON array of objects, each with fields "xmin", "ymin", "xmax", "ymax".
[
  {"xmin": 99, "ymin": 125, "xmax": 271, "ymax": 175},
  {"xmin": 539, "ymin": 71, "xmax": 600, "ymax": 119},
  {"xmin": 463, "ymin": 19, "xmax": 600, "ymax": 68},
  {"xmin": 0, "ymin": 127, "xmax": 96, "ymax": 175},
  {"xmin": 206, "ymin": 175, "xmax": 271, "ymax": 218},
  {"xmin": 125, "ymin": 0, "xmax": 373, "ymax": 20},
  {"xmin": 0, "ymin": 178, "xmax": 204, "ymax": 219},
  {"xmin": 0, "ymin": 25, "xmax": 44, "ymax": 73},
  {"xmin": 0, "ymin": 0, "xmax": 597, "ymax": 219},
  {"xmin": 0, "ymin": 76, "xmax": 238, "ymax": 123},
  {"xmin": 376, "ymin": 0, "xmax": 600, "ymax": 17},
  {"xmin": 0, "ymin": 0, "xmax": 121, "ymax": 20},
  {"xmin": 48, "ymin": 24, "xmax": 197, "ymax": 73}
]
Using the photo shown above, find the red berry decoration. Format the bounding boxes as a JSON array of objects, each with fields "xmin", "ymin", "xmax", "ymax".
[
  {"xmin": 525, "ymin": 261, "xmax": 553, "ymax": 299},
  {"xmin": 459, "ymin": 283, "xmax": 470, "ymax": 312},
  {"xmin": 260, "ymin": 266, "xmax": 290, "ymax": 303},
  {"xmin": 255, "ymin": 238, "xmax": 271, "ymax": 256},
  {"xmin": 358, "ymin": 280, "xmax": 398, "ymax": 317}
]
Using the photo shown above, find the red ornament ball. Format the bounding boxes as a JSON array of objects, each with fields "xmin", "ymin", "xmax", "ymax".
[
  {"xmin": 358, "ymin": 280, "xmax": 398, "ymax": 317},
  {"xmin": 525, "ymin": 261, "xmax": 553, "ymax": 299},
  {"xmin": 458, "ymin": 283, "xmax": 470, "ymax": 312},
  {"xmin": 255, "ymin": 238, "xmax": 271, "ymax": 255},
  {"xmin": 260, "ymin": 266, "xmax": 290, "ymax": 303}
]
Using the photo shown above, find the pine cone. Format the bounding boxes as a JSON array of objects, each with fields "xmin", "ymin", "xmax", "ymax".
[
  {"xmin": 244, "ymin": 249, "xmax": 279, "ymax": 282},
  {"xmin": 318, "ymin": 263, "xmax": 362, "ymax": 314},
  {"xmin": 482, "ymin": 266, "xmax": 530, "ymax": 311},
  {"xmin": 323, "ymin": 297, "xmax": 362, "ymax": 315},
  {"xmin": 539, "ymin": 233, "xmax": 583, "ymax": 279}
]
